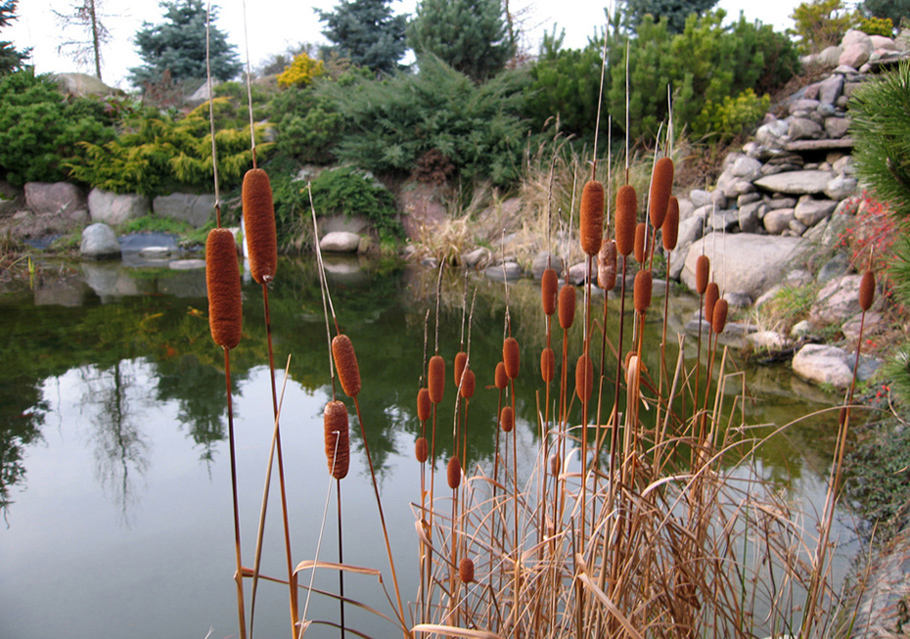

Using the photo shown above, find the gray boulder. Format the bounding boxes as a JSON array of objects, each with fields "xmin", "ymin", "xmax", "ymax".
[
  {"xmin": 53, "ymin": 72, "xmax": 117, "ymax": 97},
  {"xmin": 531, "ymin": 251, "xmax": 565, "ymax": 279},
  {"xmin": 824, "ymin": 117, "xmax": 850, "ymax": 139},
  {"xmin": 811, "ymin": 274, "xmax": 863, "ymax": 324},
  {"xmin": 818, "ymin": 74, "xmax": 845, "ymax": 104},
  {"xmin": 824, "ymin": 175, "xmax": 858, "ymax": 200},
  {"xmin": 24, "ymin": 182, "xmax": 86, "ymax": 217},
  {"xmin": 152, "ymin": 193, "xmax": 215, "ymax": 228},
  {"xmin": 755, "ymin": 119, "xmax": 789, "ymax": 146},
  {"xmin": 80, "ymin": 223, "xmax": 121, "ymax": 260},
  {"xmin": 794, "ymin": 196, "xmax": 838, "ymax": 227},
  {"xmin": 788, "ymin": 117, "xmax": 824, "ymax": 140},
  {"xmin": 818, "ymin": 45, "xmax": 844, "ymax": 68},
  {"xmin": 88, "ymin": 188, "xmax": 150, "ymax": 225},
  {"xmin": 731, "ymin": 156, "xmax": 763, "ymax": 181},
  {"xmin": 764, "ymin": 208, "xmax": 796, "ymax": 234},
  {"xmin": 484, "ymin": 261, "xmax": 522, "ymax": 282},
  {"xmin": 464, "ymin": 247, "xmax": 492, "ymax": 269},
  {"xmin": 754, "ymin": 170, "xmax": 835, "ymax": 195},
  {"xmin": 792, "ymin": 344, "xmax": 854, "ymax": 389},
  {"xmin": 320, "ymin": 231, "xmax": 361, "ymax": 253}
]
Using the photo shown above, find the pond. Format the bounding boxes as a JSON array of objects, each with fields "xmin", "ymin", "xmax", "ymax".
[{"xmin": 0, "ymin": 255, "xmax": 859, "ymax": 639}]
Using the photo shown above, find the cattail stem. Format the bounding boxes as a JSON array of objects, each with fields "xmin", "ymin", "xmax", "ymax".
[
  {"xmin": 224, "ymin": 347, "xmax": 247, "ymax": 639},
  {"xmin": 336, "ymin": 479, "xmax": 345, "ymax": 639}
]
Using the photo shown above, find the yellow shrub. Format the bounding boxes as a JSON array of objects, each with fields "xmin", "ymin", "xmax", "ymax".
[{"xmin": 277, "ymin": 53, "xmax": 325, "ymax": 89}]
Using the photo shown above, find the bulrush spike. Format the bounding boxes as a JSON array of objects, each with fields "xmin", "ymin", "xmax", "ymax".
[
  {"xmin": 598, "ymin": 238, "xmax": 617, "ymax": 291},
  {"xmin": 428, "ymin": 355, "xmax": 445, "ymax": 404},
  {"xmin": 540, "ymin": 347, "xmax": 556, "ymax": 383},
  {"xmin": 332, "ymin": 334, "xmax": 361, "ymax": 399},
  {"xmin": 417, "ymin": 388, "xmax": 431, "ymax": 422},
  {"xmin": 503, "ymin": 337, "xmax": 520, "ymax": 379},
  {"xmin": 704, "ymin": 282, "xmax": 720, "ymax": 328},
  {"xmin": 242, "ymin": 168, "xmax": 277, "ymax": 285},
  {"xmin": 615, "ymin": 184, "xmax": 637, "ymax": 257},
  {"xmin": 454, "ymin": 351, "xmax": 468, "ymax": 389},
  {"xmin": 558, "ymin": 284, "xmax": 576, "ymax": 330},
  {"xmin": 500, "ymin": 405, "xmax": 514, "ymax": 433},
  {"xmin": 205, "ymin": 228, "xmax": 242, "ymax": 350},
  {"xmin": 541, "ymin": 268, "xmax": 559, "ymax": 316},
  {"xmin": 626, "ymin": 354, "xmax": 641, "ymax": 392},
  {"xmin": 575, "ymin": 353, "xmax": 594, "ymax": 402},
  {"xmin": 649, "ymin": 157, "xmax": 674, "ymax": 229},
  {"xmin": 634, "ymin": 222, "xmax": 647, "ymax": 265},
  {"xmin": 459, "ymin": 557, "xmax": 475, "ymax": 584},
  {"xmin": 447, "ymin": 456, "xmax": 461, "ymax": 489},
  {"xmin": 323, "ymin": 400, "xmax": 350, "ymax": 480},
  {"xmin": 494, "ymin": 362, "xmax": 508, "ymax": 390},
  {"xmin": 634, "ymin": 270, "xmax": 653, "ymax": 313},
  {"xmin": 696, "ymin": 255, "xmax": 710, "ymax": 295},
  {"xmin": 712, "ymin": 298, "xmax": 729, "ymax": 334},
  {"xmin": 549, "ymin": 453, "xmax": 560, "ymax": 476},
  {"xmin": 415, "ymin": 437, "xmax": 429, "ymax": 463},
  {"xmin": 460, "ymin": 368, "xmax": 476, "ymax": 399},
  {"xmin": 663, "ymin": 197, "xmax": 679, "ymax": 251},
  {"xmin": 860, "ymin": 270, "xmax": 876, "ymax": 311},
  {"xmin": 580, "ymin": 180, "xmax": 605, "ymax": 256}
]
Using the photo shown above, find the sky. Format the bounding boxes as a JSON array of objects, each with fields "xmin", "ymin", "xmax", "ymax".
[{"xmin": 5, "ymin": 0, "xmax": 803, "ymax": 90}]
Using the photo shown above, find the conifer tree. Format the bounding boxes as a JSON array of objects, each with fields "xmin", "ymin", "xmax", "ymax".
[
  {"xmin": 0, "ymin": 0, "xmax": 30, "ymax": 75},
  {"xmin": 316, "ymin": 0, "xmax": 408, "ymax": 75},
  {"xmin": 624, "ymin": 0, "xmax": 719, "ymax": 34}
]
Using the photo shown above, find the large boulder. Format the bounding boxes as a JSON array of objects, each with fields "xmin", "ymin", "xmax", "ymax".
[
  {"xmin": 80, "ymin": 223, "xmax": 121, "ymax": 260},
  {"xmin": 152, "ymin": 193, "xmax": 215, "ymax": 228},
  {"xmin": 794, "ymin": 196, "xmax": 838, "ymax": 227},
  {"xmin": 88, "ymin": 188, "xmax": 150, "ymax": 225},
  {"xmin": 811, "ymin": 274, "xmax": 864, "ymax": 324},
  {"xmin": 792, "ymin": 344, "xmax": 854, "ymax": 389},
  {"xmin": 53, "ymin": 72, "xmax": 117, "ymax": 97},
  {"xmin": 24, "ymin": 182, "xmax": 86, "ymax": 217},
  {"xmin": 754, "ymin": 170, "xmax": 835, "ymax": 195},
  {"xmin": 320, "ymin": 231, "xmax": 361, "ymax": 253}
]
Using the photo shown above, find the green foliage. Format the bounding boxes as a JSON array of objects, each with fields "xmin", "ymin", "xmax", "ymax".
[
  {"xmin": 68, "ymin": 98, "xmax": 271, "ymax": 196},
  {"xmin": 129, "ymin": 0, "xmax": 241, "ymax": 89},
  {"xmin": 0, "ymin": 0, "xmax": 30, "ymax": 75},
  {"xmin": 316, "ymin": 0, "xmax": 408, "ymax": 75},
  {"xmin": 0, "ymin": 68, "xmax": 115, "ymax": 186},
  {"xmin": 212, "ymin": 80, "xmax": 274, "ymax": 124},
  {"xmin": 858, "ymin": 14, "xmax": 894, "ymax": 35},
  {"xmin": 276, "ymin": 52, "xmax": 325, "ymax": 88},
  {"xmin": 696, "ymin": 89, "xmax": 771, "ymax": 142},
  {"xmin": 324, "ymin": 56, "xmax": 528, "ymax": 185},
  {"xmin": 862, "ymin": 0, "xmax": 910, "ymax": 30},
  {"xmin": 623, "ymin": 0, "xmax": 719, "ymax": 34},
  {"xmin": 408, "ymin": 0, "xmax": 515, "ymax": 82},
  {"xmin": 789, "ymin": 0, "xmax": 858, "ymax": 53}
]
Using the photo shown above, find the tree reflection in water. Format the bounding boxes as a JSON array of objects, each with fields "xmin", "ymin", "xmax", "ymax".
[{"xmin": 0, "ymin": 377, "xmax": 47, "ymax": 519}]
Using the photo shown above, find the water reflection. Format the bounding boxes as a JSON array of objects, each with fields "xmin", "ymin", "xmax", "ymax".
[{"xmin": 0, "ymin": 376, "xmax": 46, "ymax": 515}]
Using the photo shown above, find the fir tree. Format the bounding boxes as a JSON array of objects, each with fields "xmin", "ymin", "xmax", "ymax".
[
  {"xmin": 0, "ymin": 0, "xmax": 30, "ymax": 75},
  {"xmin": 316, "ymin": 0, "xmax": 408, "ymax": 75}
]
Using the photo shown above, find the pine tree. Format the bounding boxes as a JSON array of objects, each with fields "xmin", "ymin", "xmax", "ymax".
[
  {"xmin": 624, "ymin": 0, "xmax": 719, "ymax": 34},
  {"xmin": 408, "ymin": 0, "xmax": 515, "ymax": 82},
  {"xmin": 128, "ymin": 0, "xmax": 241, "ymax": 89},
  {"xmin": 0, "ymin": 0, "xmax": 30, "ymax": 75},
  {"xmin": 862, "ymin": 0, "xmax": 910, "ymax": 29},
  {"xmin": 316, "ymin": 0, "xmax": 408, "ymax": 75}
]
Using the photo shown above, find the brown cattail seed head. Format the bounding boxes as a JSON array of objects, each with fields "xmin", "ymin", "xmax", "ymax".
[
  {"xmin": 704, "ymin": 282, "xmax": 719, "ymax": 328},
  {"xmin": 662, "ymin": 196, "xmax": 679, "ymax": 251},
  {"xmin": 500, "ymin": 405, "xmax": 514, "ymax": 433},
  {"xmin": 598, "ymin": 239, "xmax": 617, "ymax": 291},
  {"xmin": 649, "ymin": 157, "xmax": 674, "ymax": 229},
  {"xmin": 415, "ymin": 436, "xmax": 429, "ymax": 463},
  {"xmin": 454, "ymin": 351, "xmax": 468, "ymax": 389},
  {"xmin": 447, "ymin": 456, "xmax": 461, "ymax": 489},
  {"xmin": 579, "ymin": 180, "xmax": 605, "ymax": 256},
  {"xmin": 417, "ymin": 388, "xmax": 431, "ymax": 422},
  {"xmin": 205, "ymin": 228, "xmax": 242, "ymax": 350},
  {"xmin": 540, "ymin": 347, "xmax": 555, "ymax": 383},
  {"xmin": 634, "ymin": 270, "xmax": 653, "ymax": 313},
  {"xmin": 459, "ymin": 557, "xmax": 475, "ymax": 583},
  {"xmin": 549, "ymin": 453, "xmax": 560, "ymax": 476},
  {"xmin": 494, "ymin": 361, "xmax": 507, "ymax": 390},
  {"xmin": 332, "ymin": 334, "xmax": 361, "ymax": 398},
  {"xmin": 615, "ymin": 184, "xmax": 637, "ymax": 257},
  {"xmin": 712, "ymin": 298, "xmax": 729, "ymax": 334},
  {"xmin": 634, "ymin": 222, "xmax": 647, "ymax": 265},
  {"xmin": 558, "ymin": 284, "xmax": 576, "ymax": 329},
  {"xmin": 324, "ymin": 400, "xmax": 350, "ymax": 480},
  {"xmin": 839, "ymin": 406, "xmax": 848, "ymax": 427},
  {"xmin": 860, "ymin": 270, "xmax": 875, "ymax": 311},
  {"xmin": 695, "ymin": 255, "xmax": 710, "ymax": 295},
  {"xmin": 428, "ymin": 355, "xmax": 445, "ymax": 404},
  {"xmin": 541, "ymin": 267, "xmax": 558, "ymax": 316},
  {"xmin": 460, "ymin": 368, "xmax": 476, "ymax": 399},
  {"xmin": 503, "ymin": 337, "xmax": 520, "ymax": 379},
  {"xmin": 242, "ymin": 168, "xmax": 277, "ymax": 285},
  {"xmin": 575, "ymin": 353, "xmax": 594, "ymax": 403}
]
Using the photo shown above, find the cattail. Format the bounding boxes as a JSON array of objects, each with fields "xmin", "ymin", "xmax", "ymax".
[
  {"xmin": 649, "ymin": 157, "xmax": 674, "ymax": 229},
  {"xmin": 428, "ymin": 355, "xmax": 445, "ymax": 404},
  {"xmin": 541, "ymin": 268, "xmax": 558, "ymax": 316},
  {"xmin": 500, "ymin": 405, "xmax": 514, "ymax": 433},
  {"xmin": 460, "ymin": 368, "xmax": 476, "ymax": 399},
  {"xmin": 447, "ymin": 456, "xmax": 461, "ymax": 489},
  {"xmin": 615, "ymin": 184, "xmax": 637, "ymax": 257},
  {"xmin": 415, "ymin": 436, "xmax": 429, "ymax": 463},
  {"xmin": 242, "ymin": 168, "xmax": 277, "ymax": 285},
  {"xmin": 494, "ymin": 361, "xmax": 508, "ymax": 390},
  {"xmin": 323, "ymin": 400, "xmax": 350, "ymax": 480},
  {"xmin": 417, "ymin": 388, "xmax": 431, "ymax": 422},
  {"xmin": 598, "ymin": 239, "xmax": 617, "ymax": 291},
  {"xmin": 454, "ymin": 351, "xmax": 468, "ymax": 389},
  {"xmin": 696, "ymin": 255, "xmax": 710, "ymax": 295},
  {"xmin": 549, "ymin": 453, "xmax": 560, "ymax": 476},
  {"xmin": 663, "ymin": 196, "xmax": 679, "ymax": 250},
  {"xmin": 580, "ymin": 180, "xmax": 605, "ymax": 256},
  {"xmin": 540, "ymin": 347, "xmax": 555, "ymax": 383},
  {"xmin": 712, "ymin": 298, "xmax": 729, "ymax": 334},
  {"xmin": 839, "ymin": 406, "xmax": 848, "ymax": 427},
  {"xmin": 626, "ymin": 354, "xmax": 640, "ymax": 389},
  {"xmin": 860, "ymin": 270, "xmax": 875, "ymax": 311},
  {"xmin": 558, "ymin": 284, "xmax": 576, "ymax": 329},
  {"xmin": 205, "ymin": 228, "xmax": 242, "ymax": 350},
  {"xmin": 459, "ymin": 557, "xmax": 476, "ymax": 583},
  {"xmin": 704, "ymin": 282, "xmax": 719, "ymax": 328},
  {"xmin": 332, "ymin": 334, "xmax": 361, "ymax": 399},
  {"xmin": 634, "ymin": 222, "xmax": 647, "ymax": 265},
  {"xmin": 503, "ymin": 337, "xmax": 520, "ymax": 379},
  {"xmin": 634, "ymin": 270, "xmax": 653, "ymax": 313},
  {"xmin": 575, "ymin": 353, "xmax": 594, "ymax": 402}
]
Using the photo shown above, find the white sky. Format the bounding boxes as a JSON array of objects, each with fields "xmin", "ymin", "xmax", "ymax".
[{"xmin": 5, "ymin": 0, "xmax": 802, "ymax": 90}]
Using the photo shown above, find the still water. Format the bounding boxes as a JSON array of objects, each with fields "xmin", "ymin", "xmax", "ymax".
[{"xmin": 0, "ymin": 256, "xmax": 857, "ymax": 639}]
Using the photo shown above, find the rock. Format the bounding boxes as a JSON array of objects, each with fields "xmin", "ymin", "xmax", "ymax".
[
  {"xmin": 840, "ymin": 43, "xmax": 871, "ymax": 69},
  {"xmin": 789, "ymin": 98, "xmax": 821, "ymax": 114},
  {"xmin": 754, "ymin": 170, "xmax": 835, "ymax": 195},
  {"xmin": 843, "ymin": 29, "xmax": 873, "ymax": 50},
  {"xmin": 88, "ymin": 188, "xmax": 150, "ymax": 225},
  {"xmin": 24, "ymin": 182, "xmax": 86, "ymax": 217},
  {"xmin": 464, "ymin": 247, "xmax": 491, "ymax": 269},
  {"xmin": 708, "ymin": 210, "xmax": 739, "ymax": 232},
  {"xmin": 824, "ymin": 175, "xmax": 857, "ymax": 200},
  {"xmin": 738, "ymin": 202, "xmax": 763, "ymax": 233},
  {"xmin": 794, "ymin": 196, "xmax": 838, "ymax": 227},
  {"xmin": 819, "ymin": 74, "xmax": 845, "ymax": 104},
  {"xmin": 832, "ymin": 155, "xmax": 854, "ymax": 175},
  {"xmin": 689, "ymin": 189, "xmax": 712, "ymax": 208},
  {"xmin": 52, "ymin": 72, "xmax": 117, "ymax": 97},
  {"xmin": 755, "ymin": 119, "xmax": 790, "ymax": 146},
  {"xmin": 788, "ymin": 117, "xmax": 824, "ymax": 140},
  {"xmin": 824, "ymin": 117, "xmax": 850, "ymax": 139},
  {"xmin": 320, "ymin": 231, "xmax": 361, "ymax": 253},
  {"xmin": 811, "ymin": 274, "xmax": 863, "ymax": 324},
  {"xmin": 870, "ymin": 35, "xmax": 898, "ymax": 51},
  {"xmin": 567, "ymin": 261, "xmax": 590, "ymax": 286},
  {"xmin": 737, "ymin": 192, "xmax": 762, "ymax": 207},
  {"xmin": 731, "ymin": 156, "xmax": 763, "ymax": 181},
  {"xmin": 169, "ymin": 259, "xmax": 206, "ymax": 270},
  {"xmin": 748, "ymin": 331, "xmax": 791, "ymax": 352},
  {"xmin": 80, "ymin": 223, "xmax": 121, "ymax": 260},
  {"xmin": 677, "ymin": 197, "xmax": 696, "ymax": 220},
  {"xmin": 818, "ymin": 45, "xmax": 844, "ymax": 68},
  {"xmin": 681, "ymin": 233, "xmax": 807, "ymax": 300},
  {"xmin": 821, "ymin": 207, "xmax": 850, "ymax": 248},
  {"xmin": 531, "ymin": 252, "xmax": 564, "ymax": 279},
  {"xmin": 791, "ymin": 320, "xmax": 813, "ymax": 339},
  {"xmin": 817, "ymin": 251, "xmax": 851, "ymax": 283},
  {"xmin": 767, "ymin": 196, "xmax": 798, "ymax": 210},
  {"xmin": 138, "ymin": 247, "xmax": 172, "ymax": 260},
  {"xmin": 842, "ymin": 311, "xmax": 883, "ymax": 343},
  {"xmin": 792, "ymin": 344, "xmax": 854, "ymax": 389},
  {"xmin": 790, "ymin": 219, "xmax": 808, "ymax": 235},
  {"xmin": 152, "ymin": 193, "xmax": 215, "ymax": 228},
  {"xmin": 317, "ymin": 213, "xmax": 371, "ymax": 235},
  {"xmin": 484, "ymin": 262, "xmax": 522, "ymax": 282},
  {"xmin": 764, "ymin": 208, "xmax": 795, "ymax": 234},
  {"xmin": 818, "ymin": 102, "xmax": 836, "ymax": 118}
]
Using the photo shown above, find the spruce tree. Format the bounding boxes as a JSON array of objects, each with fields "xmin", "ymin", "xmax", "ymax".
[
  {"xmin": 862, "ymin": 0, "xmax": 910, "ymax": 29},
  {"xmin": 316, "ymin": 0, "xmax": 408, "ymax": 75},
  {"xmin": 0, "ymin": 0, "xmax": 30, "ymax": 75},
  {"xmin": 624, "ymin": 0, "xmax": 719, "ymax": 34},
  {"xmin": 408, "ymin": 0, "xmax": 515, "ymax": 82}
]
